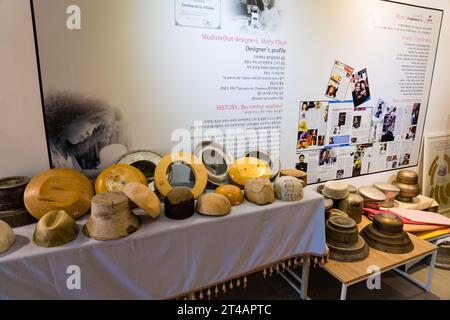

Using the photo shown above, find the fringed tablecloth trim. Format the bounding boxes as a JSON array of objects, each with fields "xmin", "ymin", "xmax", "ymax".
[{"xmin": 172, "ymin": 252, "xmax": 328, "ymax": 301}]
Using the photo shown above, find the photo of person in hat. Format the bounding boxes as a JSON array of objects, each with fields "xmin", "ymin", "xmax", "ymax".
[{"xmin": 44, "ymin": 92, "xmax": 127, "ymax": 178}]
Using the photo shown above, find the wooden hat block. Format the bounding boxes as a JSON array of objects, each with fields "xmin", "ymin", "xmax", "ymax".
[{"xmin": 84, "ymin": 192, "xmax": 140, "ymax": 241}]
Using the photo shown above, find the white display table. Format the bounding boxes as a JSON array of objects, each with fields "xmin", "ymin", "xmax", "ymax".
[{"xmin": 0, "ymin": 189, "xmax": 326, "ymax": 300}]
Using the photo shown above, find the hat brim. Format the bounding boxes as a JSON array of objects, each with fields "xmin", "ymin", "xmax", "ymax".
[
  {"xmin": 361, "ymin": 225, "xmax": 414, "ymax": 254},
  {"xmin": 83, "ymin": 215, "xmax": 140, "ymax": 241},
  {"xmin": 327, "ymin": 235, "xmax": 369, "ymax": 262}
]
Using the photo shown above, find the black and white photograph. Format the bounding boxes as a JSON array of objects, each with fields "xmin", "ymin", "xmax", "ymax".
[
  {"xmin": 44, "ymin": 93, "xmax": 127, "ymax": 178},
  {"xmin": 227, "ymin": 0, "xmax": 283, "ymax": 33}
]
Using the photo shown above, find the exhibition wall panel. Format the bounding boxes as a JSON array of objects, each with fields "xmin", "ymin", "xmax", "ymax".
[{"xmin": 0, "ymin": 0, "xmax": 449, "ymax": 186}]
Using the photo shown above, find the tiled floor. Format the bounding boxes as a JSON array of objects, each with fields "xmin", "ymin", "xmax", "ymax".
[{"xmin": 218, "ymin": 262, "xmax": 450, "ymax": 300}]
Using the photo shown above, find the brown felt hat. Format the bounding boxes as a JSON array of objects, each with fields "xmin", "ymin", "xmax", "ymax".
[{"xmin": 164, "ymin": 187, "xmax": 195, "ymax": 220}]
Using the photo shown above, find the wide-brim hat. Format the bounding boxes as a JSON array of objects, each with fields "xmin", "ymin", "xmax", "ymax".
[
  {"xmin": 24, "ymin": 168, "xmax": 94, "ymax": 220},
  {"xmin": 322, "ymin": 181, "xmax": 350, "ymax": 200},
  {"xmin": 195, "ymin": 141, "xmax": 235, "ymax": 187},
  {"xmin": 360, "ymin": 213, "xmax": 413, "ymax": 254},
  {"xmin": 123, "ymin": 182, "xmax": 161, "ymax": 218},
  {"xmin": 196, "ymin": 193, "xmax": 232, "ymax": 217},
  {"xmin": 83, "ymin": 192, "xmax": 140, "ymax": 241},
  {"xmin": 326, "ymin": 216, "xmax": 369, "ymax": 262},
  {"xmin": 33, "ymin": 210, "xmax": 78, "ymax": 248},
  {"xmin": 0, "ymin": 220, "xmax": 15, "ymax": 255}
]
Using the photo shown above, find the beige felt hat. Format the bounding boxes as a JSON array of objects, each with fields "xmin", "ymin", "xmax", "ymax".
[
  {"xmin": 274, "ymin": 176, "xmax": 303, "ymax": 202},
  {"xmin": 123, "ymin": 182, "xmax": 161, "ymax": 218},
  {"xmin": 244, "ymin": 178, "xmax": 276, "ymax": 206},
  {"xmin": 24, "ymin": 168, "xmax": 94, "ymax": 220},
  {"xmin": 196, "ymin": 193, "xmax": 232, "ymax": 217},
  {"xmin": 322, "ymin": 181, "xmax": 350, "ymax": 200},
  {"xmin": 33, "ymin": 210, "xmax": 78, "ymax": 248},
  {"xmin": 84, "ymin": 192, "xmax": 140, "ymax": 241},
  {"xmin": 0, "ymin": 220, "xmax": 15, "ymax": 255}
]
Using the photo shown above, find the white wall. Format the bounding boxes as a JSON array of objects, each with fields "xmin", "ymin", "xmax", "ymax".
[{"xmin": 0, "ymin": 0, "xmax": 449, "ymax": 186}]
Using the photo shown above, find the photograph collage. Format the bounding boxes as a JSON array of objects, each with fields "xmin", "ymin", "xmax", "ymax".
[{"xmin": 296, "ymin": 62, "xmax": 422, "ymax": 185}]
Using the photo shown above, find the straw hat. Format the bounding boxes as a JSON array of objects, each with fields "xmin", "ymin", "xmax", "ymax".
[
  {"xmin": 337, "ymin": 193, "xmax": 364, "ymax": 223},
  {"xmin": 123, "ymin": 182, "xmax": 161, "ymax": 218},
  {"xmin": 215, "ymin": 185, "xmax": 244, "ymax": 206},
  {"xmin": 374, "ymin": 183, "xmax": 400, "ymax": 208},
  {"xmin": 164, "ymin": 187, "xmax": 195, "ymax": 220},
  {"xmin": 322, "ymin": 181, "xmax": 350, "ymax": 200},
  {"xmin": 196, "ymin": 193, "xmax": 232, "ymax": 217},
  {"xmin": 95, "ymin": 164, "xmax": 147, "ymax": 194},
  {"xmin": 33, "ymin": 210, "xmax": 78, "ymax": 248},
  {"xmin": 274, "ymin": 176, "xmax": 303, "ymax": 202},
  {"xmin": 244, "ymin": 178, "xmax": 276, "ymax": 205},
  {"xmin": 244, "ymin": 150, "xmax": 281, "ymax": 181},
  {"xmin": 361, "ymin": 213, "xmax": 414, "ymax": 254},
  {"xmin": 24, "ymin": 168, "xmax": 94, "ymax": 220},
  {"xmin": 228, "ymin": 157, "xmax": 271, "ymax": 189},
  {"xmin": 195, "ymin": 141, "xmax": 235, "ymax": 187},
  {"xmin": 326, "ymin": 216, "xmax": 369, "ymax": 262},
  {"xmin": 84, "ymin": 192, "xmax": 140, "ymax": 241},
  {"xmin": 0, "ymin": 220, "xmax": 15, "ymax": 255}
]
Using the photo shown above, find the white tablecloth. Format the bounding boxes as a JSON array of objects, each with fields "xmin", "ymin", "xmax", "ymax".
[{"xmin": 0, "ymin": 189, "xmax": 326, "ymax": 300}]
